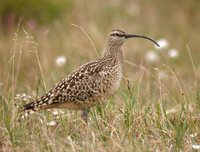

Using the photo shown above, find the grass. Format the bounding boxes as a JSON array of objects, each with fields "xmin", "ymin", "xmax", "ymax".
[{"xmin": 0, "ymin": 0, "xmax": 200, "ymax": 151}]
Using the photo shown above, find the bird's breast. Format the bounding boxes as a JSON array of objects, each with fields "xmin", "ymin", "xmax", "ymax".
[{"xmin": 106, "ymin": 64, "xmax": 123, "ymax": 95}]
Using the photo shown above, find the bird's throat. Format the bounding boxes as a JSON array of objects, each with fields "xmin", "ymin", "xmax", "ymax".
[{"xmin": 102, "ymin": 46, "xmax": 124, "ymax": 65}]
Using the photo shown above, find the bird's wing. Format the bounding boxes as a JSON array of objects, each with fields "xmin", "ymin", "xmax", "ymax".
[
  {"xmin": 23, "ymin": 60, "xmax": 106, "ymax": 111},
  {"xmin": 49, "ymin": 62, "xmax": 104, "ymax": 103}
]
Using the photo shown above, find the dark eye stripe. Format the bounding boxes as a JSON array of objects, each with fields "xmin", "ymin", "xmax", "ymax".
[{"xmin": 110, "ymin": 33, "xmax": 124, "ymax": 37}]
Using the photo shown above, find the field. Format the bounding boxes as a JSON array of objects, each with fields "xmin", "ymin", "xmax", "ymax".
[{"xmin": 0, "ymin": 0, "xmax": 200, "ymax": 151}]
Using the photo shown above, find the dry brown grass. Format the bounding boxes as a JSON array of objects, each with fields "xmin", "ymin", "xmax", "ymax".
[{"xmin": 0, "ymin": 0, "xmax": 200, "ymax": 151}]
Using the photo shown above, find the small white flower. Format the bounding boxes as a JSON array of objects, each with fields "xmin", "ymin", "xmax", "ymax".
[
  {"xmin": 168, "ymin": 49, "xmax": 179, "ymax": 59},
  {"xmin": 52, "ymin": 109, "xmax": 65, "ymax": 118},
  {"xmin": 23, "ymin": 98, "xmax": 28, "ymax": 101},
  {"xmin": 55, "ymin": 56, "xmax": 67, "ymax": 67},
  {"xmin": 192, "ymin": 144, "xmax": 200, "ymax": 150},
  {"xmin": 22, "ymin": 93, "xmax": 27, "ymax": 97},
  {"xmin": 145, "ymin": 51, "xmax": 159, "ymax": 63},
  {"xmin": 14, "ymin": 93, "xmax": 32, "ymax": 101},
  {"xmin": 47, "ymin": 120, "xmax": 56, "ymax": 126},
  {"xmin": 58, "ymin": 109, "xmax": 65, "ymax": 115},
  {"xmin": 27, "ymin": 95, "xmax": 32, "ymax": 99},
  {"xmin": 16, "ymin": 94, "xmax": 21, "ymax": 97},
  {"xmin": 52, "ymin": 110, "xmax": 59, "ymax": 116},
  {"xmin": 158, "ymin": 70, "xmax": 168, "ymax": 79},
  {"xmin": 190, "ymin": 133, "xmax": 198, "ymax": 138},
  {"xmin": 155, "ymin": 38, "xmax": 169, "ymax": 50}
]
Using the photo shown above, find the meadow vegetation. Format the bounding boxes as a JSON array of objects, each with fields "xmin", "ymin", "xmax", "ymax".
[{"xmin": 0, "ymin": 0, "xmax": 200, "ymax": 151}]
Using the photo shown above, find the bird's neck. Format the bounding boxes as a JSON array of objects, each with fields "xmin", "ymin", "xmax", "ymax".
[{"xmin": 102, "ymin": 43, "xmax": 124, "ymax": 64}]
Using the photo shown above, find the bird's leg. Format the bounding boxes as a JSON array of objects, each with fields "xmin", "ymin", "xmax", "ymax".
[{"xmin": 81, "ymin": 108, "xmax": 90, "ymax": 123}]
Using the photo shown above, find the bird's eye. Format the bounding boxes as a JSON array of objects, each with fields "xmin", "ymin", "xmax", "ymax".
[{"xmin": 115, "ymin": 33, "xmax": 119, "ymax": 37}]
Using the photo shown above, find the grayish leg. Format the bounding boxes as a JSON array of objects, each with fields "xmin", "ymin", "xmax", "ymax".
[{"xmin": 81, "ymin": 108, "xmax": 90, "ymax": 123}]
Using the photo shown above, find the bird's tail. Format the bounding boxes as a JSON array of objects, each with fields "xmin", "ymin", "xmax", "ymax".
[{"xmin": 21, "ymin": 94, "xmax": 51, "ymax": 118}]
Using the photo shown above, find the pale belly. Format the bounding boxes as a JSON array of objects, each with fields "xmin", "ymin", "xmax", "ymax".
[
  {"xmin": 107, "ymin": 65, "xmax": 123, "ymax": 96},
  {"xmin": 108, "ymin": 73, "xmax": 122, "ymax": 95}
]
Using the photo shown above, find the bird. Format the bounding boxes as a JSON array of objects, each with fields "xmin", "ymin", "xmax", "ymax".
[{"xmin": 22, "ymin": 29, "xmax": 159, "ymax": 121}]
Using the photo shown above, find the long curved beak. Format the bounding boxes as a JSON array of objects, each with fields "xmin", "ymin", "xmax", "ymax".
[{"xmin": 124, "ymin": 34, "xmax": 160, "ymax": 47}]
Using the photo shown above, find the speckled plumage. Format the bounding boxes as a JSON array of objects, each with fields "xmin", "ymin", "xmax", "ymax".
[
  {"xmin": 24, "ymin": 58, "xmax": 122, "ymax": 111},
  {"xmin": 23, "ymin": 29, "xmax": 159, "ymax": 120}
]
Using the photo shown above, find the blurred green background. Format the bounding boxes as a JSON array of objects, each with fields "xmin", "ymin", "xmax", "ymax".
[
  {"xmin": 0, "ymin": 0, "xmax": 200, "ymax": 107},
  {"xmin": 0, "ymin": 0, "xmax": 200, "ymax": 104},
  {"xmin": 0, "ymin": 0, "xmax": 200, "ymax": 151}
]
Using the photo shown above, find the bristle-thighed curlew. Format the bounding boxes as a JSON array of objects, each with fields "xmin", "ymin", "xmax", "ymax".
[{"xmin": 22, "ymin": 29, "xmax": 159, "ymax": 121}]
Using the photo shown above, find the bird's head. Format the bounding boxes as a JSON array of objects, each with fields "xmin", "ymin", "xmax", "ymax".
[{"xmin": 107, "ymin": 29, "xmax": 159, "ymax": 47}]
